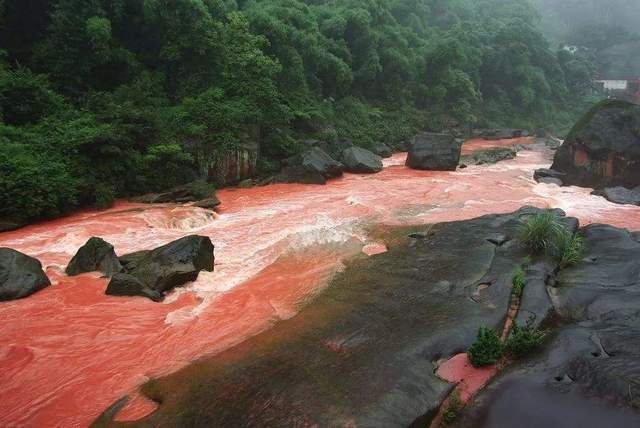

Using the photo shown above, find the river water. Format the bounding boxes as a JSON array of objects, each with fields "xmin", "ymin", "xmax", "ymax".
[{"xmin": 2, "ymin": 139, "xmax": 640, "ymax": 427}]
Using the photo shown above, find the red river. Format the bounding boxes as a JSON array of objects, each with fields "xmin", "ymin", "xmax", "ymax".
[{"xmin": 2, "ymin": 139, "xmax": 640, "ymax": 427}]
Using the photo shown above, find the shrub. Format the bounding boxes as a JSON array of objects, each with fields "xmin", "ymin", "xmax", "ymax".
[
  {"xmin": 516, "ymin": 212, "xmax": 564, "ymax": 254},
  {"xmin": 512, "ymin": 266, "xmax": 526, "ymax": 297},
  {"xmin": 557, "ymin": 231, "xmax": 585, "ymax": 268},
  {"xmin": 505, "ymin": 316, "xmax": 545, "ymax": 359},
  {"xmin": 468, "ymin": 327, "xmax": 503, "ymax": 367},
  {"xmin": 441, "ymin": 390, "xmax": 462, "ymax": 426}
]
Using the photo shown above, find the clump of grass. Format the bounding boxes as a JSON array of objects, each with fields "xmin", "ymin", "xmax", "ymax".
[
  {"xmin": 517, "ymin": 212, "xmax": 564, "ymax": 254},
  {"xmin": 441, "ymin": 390, "xmax": 462, "ymax": 426},
  {"xmin": 557, "ymin": 231, "xmax": 584, "ymax": 268},
  {"xmin": 512, "ymin": 266, "xmax": 526, "ymax": 297},
  {"xmin": 468, "ymin": 327, "xmax": 503, "ymax": 367},
  {"xmin": 504, "ymin": 316, "xmax": 545, "ymax": 359},
  {"xmin": 517, "ymin": 212, "xmax": 585, "ymax": 267}
]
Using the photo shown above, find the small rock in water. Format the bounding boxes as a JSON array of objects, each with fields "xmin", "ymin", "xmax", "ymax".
[{"xmin": 362, "ymin": 243, "xmax": 388, "ymax": 256}]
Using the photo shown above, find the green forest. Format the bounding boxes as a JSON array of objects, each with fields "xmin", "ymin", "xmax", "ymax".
[{"xmin": 1, "ymin": 0, "xmax": 597, "ymax": 226}]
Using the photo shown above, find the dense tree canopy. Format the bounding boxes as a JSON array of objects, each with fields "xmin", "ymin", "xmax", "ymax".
[{"xmin": 1, "ymin": 0, "xmax": 595, "ymax": 226}]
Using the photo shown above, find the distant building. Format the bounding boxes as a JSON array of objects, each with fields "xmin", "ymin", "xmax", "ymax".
[
  {"xmin": 594, "ymin": 78, "xmax": 640, "ymax": 104},
  {"xmin": 595, "ymin": 80, "xmax": 629, "ymax": 91}
]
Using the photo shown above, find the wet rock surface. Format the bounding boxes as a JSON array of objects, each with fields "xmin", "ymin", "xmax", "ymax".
[
  {"xmin": 550, "ymin": 99, "xmax": 640, "ymax": 189},
  {"xmin": 406, "ymin": 132, "xmax": 462, "ymax": 171},
  {"xmin": 341, "ymin": 146, "xmax": 383, "ymax": 173},
  {"xmin": 133, "ymin": 180, "xmax": 217, "ymax": 205},
  {"xmin": 534, "ymin": 168, "xmax": 565, "ymax": 185},
  {"xmin": 106, "ymin": 235, "xmax": 214, "ymax": 301},
  {"xmin": 370, "ymin": 141, "xmax": 393, "ymax": 158},
  {"xmin": 275, "ymin": 147, "xmax": 344, "ymax": 184},
  {"xmin": 593, "ymin": 186, "xmax": 640, "ymax": 206},
  {"xmin": 461, "ymin": 147, "xmax": 517, "ymax": 166},
  {"xmin": 0, "ymin": 248, "xmax": 51, "ymax": 301},
  {"xmin": 456, "ymin": 222, "xmax": 640, "ymax": 427},
  {"xmin": 66, "ymin": 237, "xmax": 122, "ymax": 277},
  {"xmin": 95, "ymin": 208, "xmax": 563, "ymax": 427}
]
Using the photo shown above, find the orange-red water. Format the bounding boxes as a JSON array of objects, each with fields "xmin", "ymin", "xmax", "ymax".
[{"xmin": 2, "ymin": 138, "xmax": 640, "ymax": 427}]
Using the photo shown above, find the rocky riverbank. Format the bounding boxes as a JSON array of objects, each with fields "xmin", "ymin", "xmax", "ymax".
[{"xmin": 93, "ymin": 206, "xmax": 640, "ymax": 427}]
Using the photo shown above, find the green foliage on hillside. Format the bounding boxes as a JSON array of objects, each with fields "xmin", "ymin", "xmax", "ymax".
[{"xmin": 1, "ymin": 0, "xmax": 595, "ymax": 225}]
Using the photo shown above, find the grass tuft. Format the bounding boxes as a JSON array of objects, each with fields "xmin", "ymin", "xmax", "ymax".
[
  {"xmin": 504, "ymin": 316, "xmax": 545, "ymax": 358},
  {"xmin": 468, "ymin": 327, "xmax": 503, "ymax": 367}
]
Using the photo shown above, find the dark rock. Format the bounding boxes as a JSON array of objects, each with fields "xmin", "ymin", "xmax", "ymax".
[
  {"xmin": 341, "ymin": 147, "xmax": 383, "ymax": 173},
  {"xmin": 552, "ymin": 224, "xmax": 640, "ymax": 322},
  {"xmin": 514, "ymin": 259, "xmax": 556, "ymax": 329},
  {"xmin": 65, "ymin": 237, "xmax": 122, "ymax": 277},
  {"xmin": 327, "ymin": 140, "xmax": 355, "ymax": 160},
  {"xmin": 118, "ymin": 250, "xmax": 149, "ymax": 272},
  {"xmin": 96, "ymin": 208, "xmax": 568, "ymax": 427},
  {"xmin": 193, "ymin": 196, "xmax": 221, "ymax": 210},
  {"xmin": 456, "ymin": 325, "xmax": 640, "ymax": 428},
  {"xmin": 486, "ymin": 233, "xmax": 508, "ymax": 246},
  {"xmin": 107, "ymin": 235, "xmax": 214, "ymax": 300},
  {"xmin": 550, "ymin": 99, "xmax": 640, "ymax": 189},
  {"xmin": 274, "ymin": 147, "xmax": 344, "ymax": 185},
  {"xmin": 473, "ymin": 129, "xmax": 530, "ymax": 140},
  {"xmin": 370, "ymin": 142, "xmax": 393, "ymax": 158},
  {"xmin": 0, "ymin": 248, "xmax": 51, "ymax": 301},
  {"xmin": 133, "ymin": 180, "xmax": 216, "ymax": 204},
  {"xmin": 594, "ymin": 186, "xmax": 640, "ymax": 206},
  {"xmin": 406, "ymin": 132, "xmax": 462, "ymax": 171},
  {"xmin": 462, "ymin": 147, "xmax": 517, "ymax": 166},
  {"xmin": 393, "ymin": 140, "xmax": 410, "ymax": 152},
  {"xmin": 534, "ymin": 168, "xmax": 566, "ymax": 184},
  {"xmin": 106, "ymin": 273, "xmax": 162, "ymax": 302}
]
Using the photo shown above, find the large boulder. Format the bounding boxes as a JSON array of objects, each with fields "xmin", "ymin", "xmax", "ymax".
[
  {"xmin": 550, "ymin": 100, "xmax": 640, "ymax": 189},
  {"xmin": 105, "ymin": 273, "xmax": 162, "ymax": 302},
  {"xmin": 406, "ymin": 132, "xmax": 462, "ymax": 171},
  {"xmin": 133, "ymin": 180, "xmax": 217, "ymax": 205},
  {"xmin": 341, "ymin": 146, "xmax": 383, "ymax": 173},
  {"xmin": 370, "ymin": 141, "xmax": 393, "ymax": 158},
  {"xmin": 106, "ymin": 235, "xmax": 214, "ymax": 301},
  {"xmin": 0, "ymin": 248, "xmax": 51, "ymax": 301},
  {"xmin": 593, "ymin": 186, "xmax": 640, "ymax": 206},
  {"xmin": 274, "ymin": 147, "xmax": 344, "ymax": 185},
  {"xmin": 65, "ymin": 237, "xmax": 122, "ymax": 277}
]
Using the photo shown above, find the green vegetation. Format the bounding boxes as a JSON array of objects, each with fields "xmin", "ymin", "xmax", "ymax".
[
  {"xmin": 441, "ymin": 390, "xmax": 462, "ymax": 426},
  {"xmin": 512, "ymin": 266, "xmax": 526, "ymax": 298},
  {"xmin": 468, "ymin": 327, "xmax": 503, "ymax": 368},
  {"xmin": 505, "ymin": 316, "xmax": 545, "ymax": 358},
  {"xmin": 557, "ymin": 232, "xmax": 584, "ymax": 268},
  {"xmin": 517, "ymin": 211, "xmax": 584, "ymax": 268},
  {"xmin": 1, "ymin": 0, "xmax": 598, "ymax": 226},
  {"xmin": 517, "ymin": 212, "xmax": 565, "ymax": 254}
]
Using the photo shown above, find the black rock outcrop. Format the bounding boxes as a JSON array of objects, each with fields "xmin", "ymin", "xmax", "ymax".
[
  {"xmin": 274, "ymin": 147, "xmax": 344, "ymax": 184},
  {"xmin": 406, "ymin": 132, "xmax": 462, "ymax": 171},
  {"xmin": 550, "ymin": 100, "xmax": 640, "ymax": 189},
  {"xmin": 341, "ymin": 146, "xmax": 383, "ymax": 173},
  {"xmin": 0, "ymin": 248, "xmax": 51, "ymax": 301},
  {"xmin": 66, "ymin": 237, "xmax": 122, "ymax": 276},
  {"xmin": 106, "ymin": 235, "xmax": 214, "ymax": 301}
]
